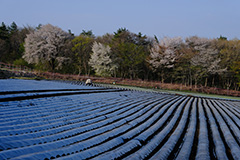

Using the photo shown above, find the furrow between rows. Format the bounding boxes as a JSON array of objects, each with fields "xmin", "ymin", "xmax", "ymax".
[
  {"xmin": 0, "ymin": 95, "xmax": 171, "ymax": 159},
  {"xmin": 121, "ymin": 96, "xmax": 190, "ymax": 160},
  {"xmin": 0, "ymin": 95, "xmax": 159, "ymax": 150}
]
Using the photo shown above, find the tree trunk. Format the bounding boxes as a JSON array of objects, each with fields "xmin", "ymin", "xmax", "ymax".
[
  {"xmin": 212, "ymin": 77, "xmax": 215, "ymax": 87},
  {"xmin": 204, "ymin": 77, "xmax": 208, "ymax": 87},
  {"xmin": 161, "ymin": 75, "xmax": 164, "ymax": 83},
  {"xmin": 84, "ymin": 62, "xmax": 87, "ymax": 75},
  {"xmin": 50, "ymin": 58, "xmax": 55, "ymax": 71},
  {"xmin": 189, "ymin": 70, "xmax": 192, "ymax": 87},
  {"xmin": 161, "ymin": 70, "xmax": 164, "ymax": 83},
  {"xmin": 195, "ymin": 77, "xmax": 197, "ymax": 89},
  {"xmin": 78, "ymin": 66, "xmax": 81, "ymax": 75},
  {"xmin": 87, "ymin": 68, "xmax": 90, "ymax": 76},
  {"xmin": 226, "ymin": 79, "xmax": 232, "ymax": 90}
]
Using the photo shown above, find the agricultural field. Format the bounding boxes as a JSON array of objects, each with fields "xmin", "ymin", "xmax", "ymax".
[{"xmin": 0, "ymin": 79, "xmax": 240, "ymax": 160}]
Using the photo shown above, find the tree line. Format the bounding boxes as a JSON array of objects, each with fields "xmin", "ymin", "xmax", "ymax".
[{"xmin": 1, "ymin": 22, "xmax": 240, "ymax": 90}]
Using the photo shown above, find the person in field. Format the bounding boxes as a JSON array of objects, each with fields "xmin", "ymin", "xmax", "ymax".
[{"xmin": 85, "ymin": 79, "xmax": 92, "ymax": 85}]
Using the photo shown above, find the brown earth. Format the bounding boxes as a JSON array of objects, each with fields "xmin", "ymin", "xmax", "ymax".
[{"xmin": 1, "ymin": 69, "xmax": 240, "ymax": 97}]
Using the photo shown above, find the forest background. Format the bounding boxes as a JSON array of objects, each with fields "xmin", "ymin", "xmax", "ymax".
[{"xmin": 1, "ymin": 22, "xmax": 240, "ymax": 91}]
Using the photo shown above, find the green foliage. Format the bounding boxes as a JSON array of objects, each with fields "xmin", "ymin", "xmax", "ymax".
[
  {"xmin": 114, "ymin": 28, "xmax": 128, "ymax": 39},
  {"xmin": 34, "ymin": 62, "xmax": 49, "ymax": 71},
  {"xmin": 19, "ymin": 43, "xmax": 25, "ymax": 54},
  {"xmin": 111, "ymin": 28, "xmax": 151, "ymax": 79},
  {"xmin": 81, "ymin": 30, "xmax": 94, "ymax": 38},
  {"xmin": 72, "ymin": 35, "xmax": 94, "ymax": 75},
  {"xmin": 0, "ymin": 22, "xmax": 9, "ymax": 40},
  {"xmin": 0, "ymin": 22, "xmax": 36, "ymax": 64},
  {"xmin": 13, "ymin": 58, "xmax": 32, "ymax": 67},
  {"xmin": 8, "ymin": 22, "xmax": 18, "ymax": 34},
  {"xmin": 231, "ymin": 61, "xmax": 240, "ymax": 86},
  {"xmin": 0, "ymin": 22, "xmax": 22, "ymax": 63},
  {"xmin": 218, "ymin": 35, "xmax": 227, "ymax": 41},
  {"xmin": 1, "ymin": 21, "xmax": 240, "ymax": 91}
]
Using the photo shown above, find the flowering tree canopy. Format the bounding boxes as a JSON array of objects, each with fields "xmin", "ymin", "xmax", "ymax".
[
  {"xmin": 89, "ymin": 42, "xmax": 117, "ymax": 77},
  {"xmin": 187, "ymin": 36, "xmax": 226, "ymax": 75},
  {"xmin": 23, "ymin": 24, "xmax": 71, "ymax": 71},
  {"xmin": 149, "ymin": 37, "xmax": 183, "ymax": 70}
]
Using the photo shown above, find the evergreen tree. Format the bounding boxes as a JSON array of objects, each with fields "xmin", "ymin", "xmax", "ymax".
[{"xmin": 0, "ymin": 22, "xmax": 9, "ymax": 40}]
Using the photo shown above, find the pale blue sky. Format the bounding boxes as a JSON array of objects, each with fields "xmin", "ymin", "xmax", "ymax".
[{"xmin": 1, "ymin": 0, "xmax": 239, "ymax": 39}]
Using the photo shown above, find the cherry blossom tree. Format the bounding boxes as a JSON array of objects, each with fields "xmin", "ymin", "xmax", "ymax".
[
  {"xmin": 149, "ymin": 37, "xmax": 183, "ymax": 69},
  {"xmin": 186, "ymin": 36, "xmax": 226, "ymax": 87},
  {"xmin": 23, "ymin": 24, "xmax": 71, "ymax": 71},
  {"xmin": 148, "ymin": 37, "xmax": 183, "ymax": 82},
  {"xmin": 89, "ymin": 42, "xmax": 117, "ymax": 77}
]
